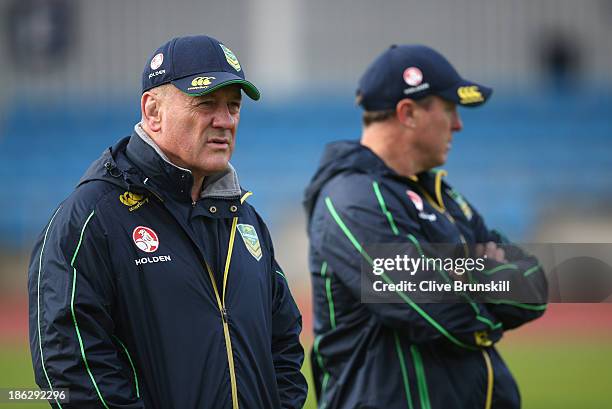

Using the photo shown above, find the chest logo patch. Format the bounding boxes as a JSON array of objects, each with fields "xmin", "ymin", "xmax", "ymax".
[
  {"xmin": 407, "ymin": 189, "xmax": 437, "ymax": 222},
  {"xmin": 120, "ymin": 191, "xmax": 148, "ymax": 212},
  {"xmin": 132, "ymin": 226, "xmax": 159, "ymax": 253},
  {"xmin": 447, "ymin": 188, "xmax": 473, "ymax": 221},
  {"xmin": 237, "ymin": 224, "xmax": 262, "ymax": 261},
  {"xmin": 406, "ymin": 190, "xmax": 424, "ymax": 211}
]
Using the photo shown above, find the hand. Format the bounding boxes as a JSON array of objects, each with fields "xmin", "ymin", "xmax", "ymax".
[{"xmin": 475, "ymin": 242, "xmax": 508, "ymax": 263}]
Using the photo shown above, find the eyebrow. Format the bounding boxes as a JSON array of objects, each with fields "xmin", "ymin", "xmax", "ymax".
[
  {"xmin": 229, "ymin": 91, "xmax": 243, "ymax": 101},
  {"xmin": 191, "ymin": 92, "xmax": 242, "ymax": 104}
]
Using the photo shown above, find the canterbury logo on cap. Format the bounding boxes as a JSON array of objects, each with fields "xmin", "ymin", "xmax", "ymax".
[
  {"xmin": 191, "ymin": 76, "xmax": 216, "ymax": 87},
  {"xmin": 457, "ymin": 86, "xmax": 484, "ymax": 104}
]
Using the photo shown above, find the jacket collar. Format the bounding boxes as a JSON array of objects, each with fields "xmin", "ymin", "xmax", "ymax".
[
  {"xmin": 303, "ymin": 140, "xmax": 448, "ymax": 217},
  {"xmin": 127, "ymin": 123, "xmax": 242, "ymax": 202}
]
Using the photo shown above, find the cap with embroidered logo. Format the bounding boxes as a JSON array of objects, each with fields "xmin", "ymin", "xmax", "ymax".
[
  {"xmin": 356, "ymin": 44, "xmax": 492, "ymax": 110},
  {"xmin": 142, "ymin": 35, "xmax": 260, "ymax": 100}
]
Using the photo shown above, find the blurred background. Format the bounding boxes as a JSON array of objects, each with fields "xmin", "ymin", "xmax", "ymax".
[{"xmin": 1, "ymin": 0, "xmax": 611, "ymax": 407}]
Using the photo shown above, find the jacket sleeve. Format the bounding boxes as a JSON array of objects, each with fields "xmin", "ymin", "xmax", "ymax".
[
  {"xmin": 28, "ymin": 202, "xmax": 144, "ymax": 409},
  {"xmin": 257, "ymin": 216, "xmax": 308, "ymax": 409},
  {"xmin": 312, "ymin": 176, "xmax": 503, "ymax": 350},
  {"xmin": 470, "ymin": 212, "xmax": 548, "ymax": 330}
]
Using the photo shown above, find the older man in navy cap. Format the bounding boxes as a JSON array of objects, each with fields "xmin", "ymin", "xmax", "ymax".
[
  {"xmin": 28, "ymin": 35, "xmax": 307, "ymax": 409},
  {"xmin": 304, "ymin": 45, "xmax": 547, "ymax": 409}
]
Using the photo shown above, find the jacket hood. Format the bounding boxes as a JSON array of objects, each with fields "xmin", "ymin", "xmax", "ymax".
[
  {"xmin": 303, "ymin": 140, "xmax": 390, "ymax": 218},
  {"xmin": 78, "ymin": 136, "xmax": 140, "ymax": 192}
]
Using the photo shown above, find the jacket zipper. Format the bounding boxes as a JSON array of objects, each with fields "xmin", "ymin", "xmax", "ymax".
[
  {"xmin": 416, "ymin": 185, "xmax": 470, "ymax": 258},
  {"xmin": 148, "ymin": 187, "xmax": 247, "ymax": 408},
  {"xmin": 205, "ymin": 216, "xmax": 240, "ymax": 409},
  {"xmin": 481, "ymin": 349, "xmax": 494, "ymax": 409},
  {"xmin": 417, "ymin": 177, "xmax": 497, "ymax": 408}
]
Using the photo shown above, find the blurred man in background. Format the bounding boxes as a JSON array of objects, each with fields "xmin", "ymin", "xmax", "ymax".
[
  {"xmin": 304, "ymin": 45, "xmax": 548, "ymax": 409},
  {"xmin": 28, "ymin": 34, "xmax": 307, "ymax": 409}
]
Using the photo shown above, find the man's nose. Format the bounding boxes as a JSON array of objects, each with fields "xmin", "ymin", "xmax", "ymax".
[
  {"xmin": 451, "ymin": 110, "xmax": 463, "ymax": 132},
  {"xmin": 212, "ymin": 105, "xmax": 235, "ymax": 129}
]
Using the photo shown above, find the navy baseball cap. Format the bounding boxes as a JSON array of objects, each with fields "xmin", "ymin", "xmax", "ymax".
[
  {"xmin": 357, "ymin": 45, "xmax": 492, "ymax": 110},
  {"xmin": 142, "ymin": 35, "xmax": 260, "ymax": 100}
]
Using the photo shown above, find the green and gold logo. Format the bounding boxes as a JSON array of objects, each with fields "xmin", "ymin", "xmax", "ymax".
[
  {"xmin": 474, "ymin": 330, "xmax": 493, "ymax": 347},
  {"xmin": 237, "ymin": 224, "xmax": 262, "ymax": 261},
  {"xmin": 447, "ymin": 188, "xmax": 473, "ymax": 221},
  {"xmin": 119, "ymin": 191, "xmax": 148, "ymax": 212},
  {"xmin": 219, "ymin": 44, "xmax": 241, "ymax": 72}
]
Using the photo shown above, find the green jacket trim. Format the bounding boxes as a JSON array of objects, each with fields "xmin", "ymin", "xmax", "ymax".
[
  {"xmin": 70, "ymin": 210, "xmax": 111, "ymax": 409},
  {"xmin": 324, "ymin": 196, "xmax": 477, "ymax": 351},
  {"xmin": 36, "ymin": 206, "xmax": 64, "ymax": 409}
]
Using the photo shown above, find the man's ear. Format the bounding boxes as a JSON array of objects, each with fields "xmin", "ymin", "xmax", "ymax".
[
  {"xmin": 141, "ymin": 91, "xmax": 163, "ymax": 132},
  {"xmin": 396, "ymin": 98, "xmax": 417, "ymax": 129}
]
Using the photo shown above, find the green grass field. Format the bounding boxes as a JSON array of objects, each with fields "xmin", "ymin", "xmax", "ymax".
[
  {"xmin": 497, "ymin": 341, "xmax": 612, "ymax": 408},
  {"xmin": 0, "ymin": 344, "xmax": 45, "ymax": 409},
  {"xmin": 2, "ymin": 341, "xmax": 610, "ymax": 408}
]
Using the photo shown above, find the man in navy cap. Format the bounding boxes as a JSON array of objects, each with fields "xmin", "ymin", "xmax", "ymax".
[
  {"xmin": 28, "ymin": 35, "xmax": 307, "ymax": 409},
  {"xmin": 304, "ymin": 45, "xmax": 547, "ymax": 408}
]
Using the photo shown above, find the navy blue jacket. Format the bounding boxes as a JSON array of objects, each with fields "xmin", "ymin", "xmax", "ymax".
[
  {"xmin": 303, "ymin": 141, "xmax": 547, "ymax": 409},
  {"xmin": 28, "ymin": 132, "xmax": 307, "ymax": 409}
]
